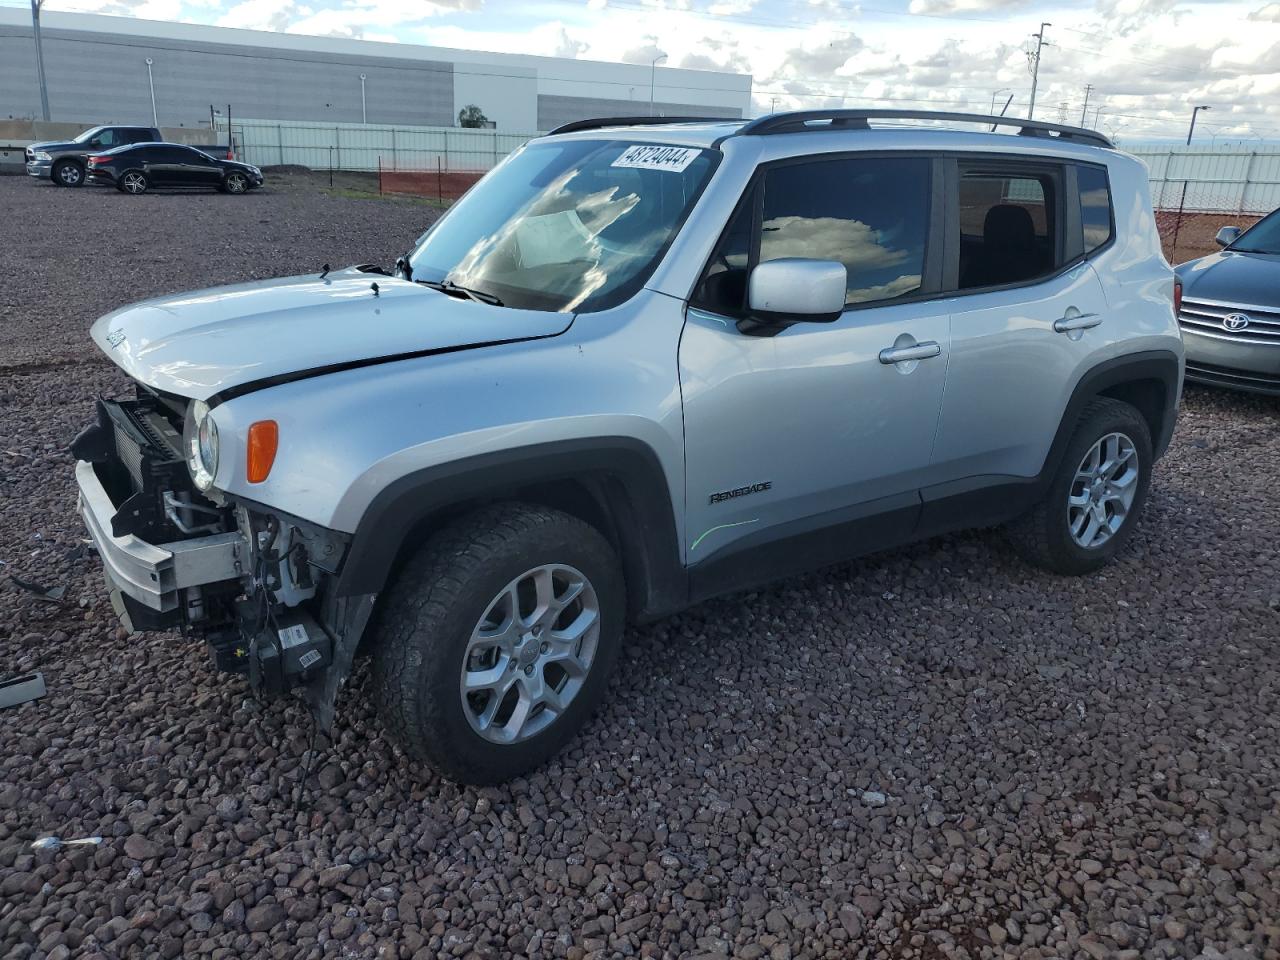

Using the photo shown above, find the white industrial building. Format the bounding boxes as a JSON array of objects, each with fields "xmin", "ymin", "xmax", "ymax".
[{"xmin": 0, "ymin": 9, "xmax": 752, "ymax": 133}]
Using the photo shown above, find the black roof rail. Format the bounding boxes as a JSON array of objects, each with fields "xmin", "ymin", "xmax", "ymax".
[
  {"xmin": 547, "ymin": 115, "xmax": 735, "ymax": 136},
  {"xmin": 736, "ymin": 109, "xmax": 1113, "ymax": 148}
]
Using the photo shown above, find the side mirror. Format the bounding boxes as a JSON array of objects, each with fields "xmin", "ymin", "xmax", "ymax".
[
  {"xmin": 745, "ymin": 258, "xmax": 846, "ymax": 331},
  {"xmin": 1215, "ymin": 226, "xmax": 1242, "ymax": 248},
  {"xmin": 88, "ymin": 139, "xmax": 102, "ymax": 147}
]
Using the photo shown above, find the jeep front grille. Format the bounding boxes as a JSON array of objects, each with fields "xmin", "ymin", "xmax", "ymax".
[{"xmin": 1179, "ymin": 299, "xmax": 1280, "ymax": 344}]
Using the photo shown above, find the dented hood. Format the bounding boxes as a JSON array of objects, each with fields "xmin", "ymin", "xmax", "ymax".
[{"xmin": 90, "ymin": 267, "xmax": 572, "ymax": 402}]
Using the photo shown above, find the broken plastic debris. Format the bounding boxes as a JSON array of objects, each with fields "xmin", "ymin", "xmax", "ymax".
[
  {"xmin": 9, "ymin": 575, "xmax": 66, "ymax": 604},
  {"xmin": 31, "ymin": 836, "xmax": 103, "ymax": 852}
]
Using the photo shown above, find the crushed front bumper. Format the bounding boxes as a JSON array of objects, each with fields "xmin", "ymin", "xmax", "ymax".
[{"xmin": 75, "ymin": 459, "xmax": 248, "ymax": 630}]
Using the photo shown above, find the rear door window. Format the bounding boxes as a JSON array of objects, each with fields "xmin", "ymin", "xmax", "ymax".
[{"xmin": 956, "ymin": 164, "xmax": 1061, "ymax": 290}]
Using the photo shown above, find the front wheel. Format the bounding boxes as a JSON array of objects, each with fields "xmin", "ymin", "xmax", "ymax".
[
  {"xmin": 53, "ymin": 160, "xmax": 83, "ymax": 187},
  {"xmin": 1007, "ymin": 398, "xmax": 1152, "ymax": 575},
  {"xmin": 223, "ymin": 172, "xmax": 249, "ymax": 194},
  {"xmin": 118, "ymin": 170, "xmax": 148, "ymax": 195},
  {"xmin": 371, "ymin": 503, "xmax": 625, "ymax": 784}
]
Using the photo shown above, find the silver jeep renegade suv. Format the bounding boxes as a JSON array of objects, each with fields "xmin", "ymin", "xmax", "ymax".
[{"xmin": 73, "ymin": 110, "xmax": 1183, "ymax": 784}]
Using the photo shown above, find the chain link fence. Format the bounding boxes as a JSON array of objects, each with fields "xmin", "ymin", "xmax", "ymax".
[{"xmin": 1129, "ymin": 145, "xmax": 1280, "ymax": 263}]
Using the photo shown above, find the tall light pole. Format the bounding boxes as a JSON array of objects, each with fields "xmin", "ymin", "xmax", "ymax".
[
  {"xmin": 989, "ymin": 87, "xmax": 1011, "ymax": 115},
  {"xmin": 1027, "ymin": 22, "xmax": 1051, "ymax": 120},
  {"xmin": 145, "ymin": 58, "xmax": 157, "ymax": 127},
  {"xmin": 30, "ymin": 0, "xmax": 51, "ymax": 121},
  {"xmin": 1186, "ymin": 104, "xmax": 1210, "ymax": 145},
  {"xmin": 649, "ymin": 53, "xmax": 667, "ymax": 117},
  {"xmin": 360, "ymin": 74, "xmax": 367, "ymax": 124}
]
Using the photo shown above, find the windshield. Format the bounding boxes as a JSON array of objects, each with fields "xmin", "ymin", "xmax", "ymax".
[
  {"xmin": 74, "ymin": 126, "xmax": 106, "ymax": 144},
  {"xmin": 406, "ymin": 140, "xmax": 717, "ymax": 312},
  {"xmin": 1229, "ymin": 209, "xmax": 1280, "ymax": 255}
]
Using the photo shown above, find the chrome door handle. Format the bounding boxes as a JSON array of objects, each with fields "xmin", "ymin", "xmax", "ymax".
[
  {"xmin": 1053, "ymin": 313, "xmax": 1102, "ymax": 333},
  {"xmin": 879, "ymin": 341, "xmax": 941, "ymax": 364}
]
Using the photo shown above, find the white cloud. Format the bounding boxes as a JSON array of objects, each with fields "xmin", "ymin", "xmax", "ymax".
[{"xmin": 1249, "ymin": 2, "xmax": 1280, "ymax": 19}]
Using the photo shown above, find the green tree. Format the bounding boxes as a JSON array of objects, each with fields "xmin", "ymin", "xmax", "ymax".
[{"xmin": 457, "ymin": 105, "xmax": 490, "ymax": 128}]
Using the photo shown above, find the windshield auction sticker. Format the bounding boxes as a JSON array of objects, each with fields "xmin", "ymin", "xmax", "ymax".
[{"xmin": 611, "ymin": 145, "xmax": 700, "ymax": 172}]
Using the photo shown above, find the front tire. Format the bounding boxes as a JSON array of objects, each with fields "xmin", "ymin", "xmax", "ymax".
[
  {"xmin": 371, "ymin": 503, "xmax": 625, "ymax": 784},
  {"xmin": 53, "ymin": 160, "xmax": 83, "ymax": 187},
  {"xmin": 1008, "ymin": 398, "xmax": 1152, "ymax": 575},
  {"xmin": 118, "ymin": 170, "xmax": 148, "ymax": 195},
  {"xmin": 223, "ymin": 172, "xmax": 249, "ymax": 194}
]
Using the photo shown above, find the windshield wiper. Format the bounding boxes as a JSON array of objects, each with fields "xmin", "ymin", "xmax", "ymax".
[
  {"xmin": 415, "ymin": 278, "xmax": 504, "ymax": 307},
  {"xmin": 1228, "ymin": 246, "xmax": 1279, "ymax": 255}
]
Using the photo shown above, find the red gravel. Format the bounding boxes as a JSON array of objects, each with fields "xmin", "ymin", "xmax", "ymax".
[{"xmin": 2, "ymin": 174, "xmax": 1279, "ymax": 960}]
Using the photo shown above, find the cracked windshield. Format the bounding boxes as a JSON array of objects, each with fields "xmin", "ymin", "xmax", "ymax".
[{"xmin": 407, "ymin": 139, "xmax": 716, "ymax": 312}]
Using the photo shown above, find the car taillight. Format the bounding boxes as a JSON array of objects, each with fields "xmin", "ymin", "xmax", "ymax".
[
  {"xmin": 1173, "ymin": 278, "xmax": 1183, "ymax": 315},
  {"xmin": 88, "ymin": 155, "xmax": 110, "ymax": 165}
]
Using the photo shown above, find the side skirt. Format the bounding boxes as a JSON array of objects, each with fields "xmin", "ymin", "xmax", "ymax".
[{"xmin": 687, "ymin": 476, "xmax": 1042, "ymax": 605}]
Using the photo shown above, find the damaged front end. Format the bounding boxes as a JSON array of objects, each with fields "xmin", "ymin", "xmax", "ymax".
[{"xmin": 72, "ymin": 387, "xmax": 371, "ymax": 727}]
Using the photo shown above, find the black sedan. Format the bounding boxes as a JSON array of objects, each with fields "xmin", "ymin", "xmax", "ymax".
[
  {"xmin": 85, "ymin": 143, "xmax": 264, "ymax": 195},
  {"xmin": 1175, "ymin": 208, "xmax": 1280, "ymax": 395}
]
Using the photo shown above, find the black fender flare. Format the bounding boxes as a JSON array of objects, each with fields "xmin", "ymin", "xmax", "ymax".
[
  {"xmin": 333, "ymin": 437, "xmax": 688, "ymax": 621},
  {"xmin": 1041, "ymin": 349, "xmax": 1181, "ymax": 483}
]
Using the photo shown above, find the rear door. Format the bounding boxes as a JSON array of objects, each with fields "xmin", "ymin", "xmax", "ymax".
[
  {"xmin": 680, "ymin": 153, "xmax": 950, "ymax": 567},
  {"xmin": 928, "ymin": 157, "xmax": 1114, "ymax": 490}
]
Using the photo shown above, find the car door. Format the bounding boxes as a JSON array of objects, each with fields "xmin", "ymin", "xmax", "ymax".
[
  {"xmin": 140, "ymin": 146, "xmax": 185, "ymax": 186},
  {"xmin": 680, "ymin": 153, "xmax": 950, "ymax": 575},
  {"xmin": 927, "ymin": 158, "xmax": 1113, "ymax": 494},
  {"xmin": 175, "ymin": 147, "xmax": 224, "ymax": 189}
]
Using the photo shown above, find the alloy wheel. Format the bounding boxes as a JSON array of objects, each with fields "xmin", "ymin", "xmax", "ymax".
[
  {"xmin": 58, "ymin": 165, "xmax": 82, "ymax": 186},
  {"xmin": 459, "ymin": 563, "xmax": 600, "ymax": 745},
  {"xmin": 1067, "ymin": 431, "xmax": 1139, "ymax": 549},
  {"xmin": 122, "ymin": 173, "xmax": 147, "ymax": 194},
  {"xmin": 226, "ymin": 174, "xmax": 247, "ymax": 193}
]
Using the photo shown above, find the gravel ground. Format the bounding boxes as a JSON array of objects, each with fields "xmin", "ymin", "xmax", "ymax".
[{"xmin": 2, "ymin": 173, "xmax": 1279, "ymax": 960}]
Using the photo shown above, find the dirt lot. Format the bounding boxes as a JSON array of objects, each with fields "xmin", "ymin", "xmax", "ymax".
[
  {"xmin": 2, "ymin": 175, "xmax": 1279, "ymax": 960},
  {"xmin": 1158, "ymin": 210, "xmax": 1263, "ymax": 265}
]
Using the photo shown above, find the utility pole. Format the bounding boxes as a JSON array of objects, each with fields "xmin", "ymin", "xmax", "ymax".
[
  {"xmin": 1172, "ymin": 105, "xmax": 1211, "ymax": 255},
  {"xmin": 1058, "ymin": 101, "xmax": 1069, "ymax": 124},
  {"xmin": 1026, "ymin": 21, "xmax": 1051, "ymax": 120},
  {"xmin": 1080, "ymin": 84, "xmax": 1093, "ymax": 125},
  {"xmin": 989, "ymin": 88, "xmax": 1011, "ymax": 114},
  {"xmin": 1186, "ymin": 104, "xmax": 1210, "ymax": 144},
  {"xmin": 30, "ymin": 0, "xmax": 51, "ymax": 121},
  {"xmin": 649, "ymin": 53, "xmax": 667, "ymax": 117},
  {"xmin": 360, "ymin": 74, "xmax": 367, "ymax": 124}
]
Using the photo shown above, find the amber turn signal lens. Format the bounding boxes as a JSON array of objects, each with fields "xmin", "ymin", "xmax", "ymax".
[{"xmin": 246, "ymin": 420, "xmax": 278, "ymax": 483}]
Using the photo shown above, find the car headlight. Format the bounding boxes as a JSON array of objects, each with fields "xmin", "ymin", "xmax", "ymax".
[
  {"xmin": 185, "ymin": 400, "xmax": 220, "ymax": 491},
  {"xmin": 34, "ymin": 152, "xmax": 51, "ymax": 161}
]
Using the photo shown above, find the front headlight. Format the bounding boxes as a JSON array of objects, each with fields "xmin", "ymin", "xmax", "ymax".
[
  {"xmin": 34, "ymin": 151, "xmax": 51, "ymax": 161},
  {"xmin": 185, "ymin": 400, "xmax": 220, "ymax": 491}
]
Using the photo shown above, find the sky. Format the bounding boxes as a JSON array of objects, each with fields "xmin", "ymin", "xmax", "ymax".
[{"xmin": 13, "ymin": 0, "xmax": 1280, "ymax": 140}]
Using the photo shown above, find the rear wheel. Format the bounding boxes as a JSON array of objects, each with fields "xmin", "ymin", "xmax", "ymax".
[
  {"xmin": 1007, "ymin": 398, "xmax": 1152, "ymax": 575},
  {"xmin": 118, "ymin": 171, "xmax": 148, "ymax": 195},
  {"xmin": 223, "ymin": 172, "xmax": 249, "ymax": 194},
  {"xmin": 53, "ymin": 160, "xmax": 83, "ymax": 187},
  {"xmin": 371, "ymin": 503, "xmax": 625, "ymax": 784}
]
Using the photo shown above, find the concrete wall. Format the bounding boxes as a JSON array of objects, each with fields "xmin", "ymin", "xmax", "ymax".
[{"xmin": 0, "ymin": 10, "xmax": 750, "ymax": 133}]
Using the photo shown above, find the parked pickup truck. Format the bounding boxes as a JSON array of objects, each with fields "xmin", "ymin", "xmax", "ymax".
[{"xmin": 26, "ymin": 125, "xmax": 162, "ymax": 187}]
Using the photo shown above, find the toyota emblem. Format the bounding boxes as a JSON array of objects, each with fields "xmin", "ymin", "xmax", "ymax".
[{"xmin": 1223, "ymin": 313, "xmax": 1251, "ymax": 331}]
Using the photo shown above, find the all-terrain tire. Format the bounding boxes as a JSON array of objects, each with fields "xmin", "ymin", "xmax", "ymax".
[
  {"xmin": 370, "ymin": 502, "xmax": 625, "ymax": 784},
  {"xmin": 1007, "ymin": 398, "xmax": 1153, "ymax": 575}
]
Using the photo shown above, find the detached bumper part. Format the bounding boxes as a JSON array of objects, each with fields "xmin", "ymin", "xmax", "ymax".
[{"xmin": 75, "ymin": 459, "xmax": 247, "ymax": 627}]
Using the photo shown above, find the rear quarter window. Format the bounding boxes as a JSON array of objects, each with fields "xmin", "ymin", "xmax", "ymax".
[{"xmin": 1078, "ymin": 165, "xmax": 1114, "ymax": 254}]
